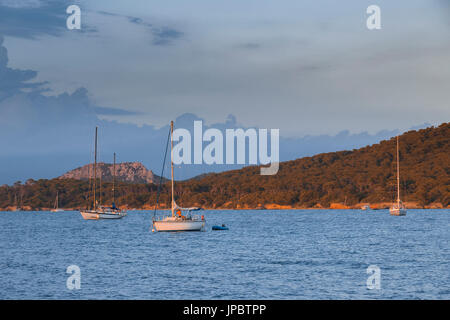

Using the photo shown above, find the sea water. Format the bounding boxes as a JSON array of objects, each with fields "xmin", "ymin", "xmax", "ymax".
[{"xmin": 0, "ymin": 209, "xmax": 449, "ymax": 299}]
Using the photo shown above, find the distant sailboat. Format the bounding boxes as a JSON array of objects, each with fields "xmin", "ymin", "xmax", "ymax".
[
  {"xmin": 14, "ymin": 188, "xmax": 24, "ymax": 211},
  {"xmin": 79, "ymin": 127, "xmax": 127, "ymax": 220},
  {"xmin": 50, "ymin": 191, "xmax": 64, "ymax": 212},
  {"xmin": 390, "ymin": 136, "xmax": 407, "ymax": 216},
  {"xmin": 13, "ymin": 193, "xmax": 20, "ymax": 211},
  {"xmin": 152, "ymin": 121, "xmax": 205, "ymax": 232}
]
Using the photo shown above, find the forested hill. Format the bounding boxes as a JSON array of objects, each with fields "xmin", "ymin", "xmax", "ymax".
[
  {"xmin": 1, "ymin": 123, "xmax": 448, "ymax": 210},
  {"xmin": 175, "ymin": 122, "xmax": 448, "ymax": 209}
]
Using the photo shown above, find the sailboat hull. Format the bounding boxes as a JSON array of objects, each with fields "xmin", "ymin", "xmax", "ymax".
[
  {"xmin": 389, "ymin": 208, "xmax": 407, "ymax": 216},
  {"xmin": 153, "ymin": 220, "xmax": 205, "ymax": 232},
  {"xmin": 80, "ymin": 210, "xmax": 127, "ymax": 220}
]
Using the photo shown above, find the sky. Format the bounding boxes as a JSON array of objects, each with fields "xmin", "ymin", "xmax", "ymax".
[{"xmin": 0, "ymin": 0, "xmax": 449, "ymax": 184}]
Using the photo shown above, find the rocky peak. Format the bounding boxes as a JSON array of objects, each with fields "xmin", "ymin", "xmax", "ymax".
[{"xmin": 59, "ymin": 162, "xmax": 158, "ymax": 184}]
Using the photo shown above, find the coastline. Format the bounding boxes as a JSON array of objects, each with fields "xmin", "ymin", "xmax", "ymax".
[{"xmin": 1, "ymin": 202, "xmax": 448, "ymax": 212}]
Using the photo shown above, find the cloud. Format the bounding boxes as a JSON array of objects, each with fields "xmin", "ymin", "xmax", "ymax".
[
  {"xmin": 0, "ymin": 0, "xmax": 66, "ymax": 39},
  {"xmin": 0, "ymin": 39, "xmax": 136, "ymax": 132},
  {"xmin": 2, "ymin": 0, "xmax": 447, "ymax": 139},
  {"xmin": 125, "ymin": 14, "xmax": 184, "ymax": 45},
  {"xmin": 1, "ymin": 1, "xmax": 447, "ymax": 184},
  {"xmin": 0, "ymin": 0, "xmax": 42, "ymax": 8},
  {"xmin": 151, "ymin": 27, "xmax": 184, "ymax": 46},
  {"xmin": 126, "ymin": 16, "xmax": 152, "ymax": 28},
  {"xmin": 94, "ymin": 106, "xmax": 141, "ymax": 116},
  {"xmin": 97, "ymin": 10, "xmax": 184, "ymax": 46},
  {"xmin": 0, "ymin": 0, "xmax": 96, "ymax": 39},
  {"xmin": 0, "ymin": 35, "xmax": 48, "ymax": 100}
]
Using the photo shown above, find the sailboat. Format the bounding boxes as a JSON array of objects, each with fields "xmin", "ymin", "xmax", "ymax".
[
  {"xmin": 79, "ymin": 127, "xmax": 127, "ymax": 220},
  {"xmin": 390, "ymin": 136, "xmax": 407, "ymax": 216},
  {"xmin": 50, "ymin": 191, "xmax": 64, "ymax": 212},
  {"xmin": 152, "ymin": 121, "xmax": 205, "ymax": 232},
  {"xmin": 13, "ymin": 193, "xmax": 20, "ymax": 211}
]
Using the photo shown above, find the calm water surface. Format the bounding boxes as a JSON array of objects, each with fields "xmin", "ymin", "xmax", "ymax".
[{"xmin": 0, "ymin": 209, "xmax": 449, "ymax": 299}]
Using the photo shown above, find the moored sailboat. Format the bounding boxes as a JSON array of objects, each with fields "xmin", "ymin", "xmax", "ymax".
[
  {"xmin": 390, "ymin": 136, "xmax": 407, "ymax": 216},
  {"xmin": 80, "ymin": 127, "xmax": 127, "ymax": 220},
  {"xmin": 50, "ymin": 191, "xmax": 64, "ymax": 212},
  {"xmin": 152, "ymin": 121, "xmax": 205, "ymax": 232}
]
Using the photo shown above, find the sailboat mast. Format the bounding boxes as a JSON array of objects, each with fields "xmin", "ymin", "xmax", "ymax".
[
  {"xmin": 55, "ymin": 191, "xmax": 59, "ymax": 209},
  {"xmin": 396, "ymin": 136, "xmax": 400, "ymax": 206},
  {"xmin": 113, "ymin": 152, "xmax": 116, "ymax": 205},
  {"xmin": 171, "ymin": 121, "xmax": 174, "ymax": 217},
  {"xmin": 93, "ymin": 126, "xmax": 98, "ymax": 210}
]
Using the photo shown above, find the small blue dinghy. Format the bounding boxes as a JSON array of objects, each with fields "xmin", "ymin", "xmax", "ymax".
[{"xmin": 212, "ymin": 224, "xmax": 229, "ymax": 231}]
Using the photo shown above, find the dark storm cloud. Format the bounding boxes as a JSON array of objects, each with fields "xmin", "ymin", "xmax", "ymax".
[
  {"xmin": 0, "ymin": 35, "xmax": 48, "ymax": 100},
  {"xmin": 0, "ymin": 38, "xmax": 135, "ymax": 126}
]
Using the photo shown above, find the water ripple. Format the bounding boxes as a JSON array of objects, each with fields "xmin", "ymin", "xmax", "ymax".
[{"xmin": 0, "ymin": 209, "xmax": 449, "ymax": 299}]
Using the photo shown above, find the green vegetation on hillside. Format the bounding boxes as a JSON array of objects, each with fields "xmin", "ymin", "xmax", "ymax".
[{"xmin": 1, "ymin": 123, "xmax": 448, "ymax": 210}]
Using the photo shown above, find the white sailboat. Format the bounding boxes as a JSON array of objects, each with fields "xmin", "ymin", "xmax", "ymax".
[
  {"xmin": 390, "ymin": 136, "xmax": 407, "ymax": 216},
  {"xmin": 80, "ymin": 127, "xmax": 127, "ymax": 220},
  {"xmin": 152, "ymin": 121, "xmax": 205, "ymax": 232},
  {"xmin": 50, "ymin": 191, "xmax": 64, "ymax": 212}
]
